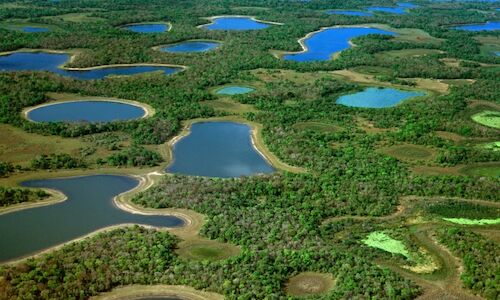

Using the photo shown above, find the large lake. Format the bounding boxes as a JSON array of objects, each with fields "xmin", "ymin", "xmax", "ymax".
[
  {"xmin": 166, "ymin": 122, "xmax": 275, "ymax": 178},
  {"xmin": 123, "ymin": 23, "xmax": 170, "ymax": 33},
  {"xmin": 454, "ymin": 21, "xmax": 500, "ymax": 31},
  {"xmin": 27, "ymin": 100, "xmax": 146, "ymax": 123},
  {"xmin": 159, "ymin": 41, "xmax": 220, "ymax": 53},
  {"xmin": 0, "ymin": 52, "xmax": 182, "ymax": 80},
  {"xmin": 336, "ymin": 87, "xmax": 425, "ymax": 108},
  {"xmin": 201, "ymin": 16, "xmax": 271, "ymax": 30},
  {"xmin": 283, "ymin": 27, "xmax": 395, "ymax": 62},
  {"xmin": 0, "ymin": 175, "xmax": 184, "ymax": 262}
]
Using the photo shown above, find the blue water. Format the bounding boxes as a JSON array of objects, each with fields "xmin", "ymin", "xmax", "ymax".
[
  {"xmin": 326, "ymin": 10, "xmax": 374, "ymax": 16},
  {"xmin": 22, "ymin": 26, "xmax": 49, "ymax": 32},
  {"xmin": 167, "ymin": 122, "xmax": 275, "ymax": 178},
  {"xmin": 216, "ymin": 86, "xmax": 255, "ymax": 95},
  {"xmin": 495, "ymin": 51, "xmax": 500, "ymax": 56},
  {"xmin": 160, "ymin": 41, "xmax": 220, "ymax": 53},
  {"xmin": 27, "ymin": 101, "xmax": 146, "ymax": 123},
  {"xmin": 367, "ymin": 6, "xmax": 408, "ymax": 14},
  {"xmin": 336, "ymin": 87, "xmax": 425, "ymax": 108},
  {"xmin": 123, "ymin": 23, "xmax": 169, "ymax": 33},
  {"xmin": 453, "ymin": 21, "xmax": 500, "ymax": 31},
  {"xmin": 397, "ymin": 2, "xmax": 419, "ymax": 8},
  {"xmin": 202, "ymin": 16, "xmax": 270, "ymax": 30},
  {"xmin": 283, "ymin": 27, "xmax": 396, "ymax": 62},
  {"xmin": 0, "ymin": 175, "xmax": 184, "ymax": 262},
  {"xmin": 0, "ymin": 52, "xmax": 181, "ymax": 80}
]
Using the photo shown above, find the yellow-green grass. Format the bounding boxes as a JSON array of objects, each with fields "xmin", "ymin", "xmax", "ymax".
[
  {"xmin": 363, "ymin": 231, "xmax": 410, "ymax": 259},
  {"xmin": 292, "ymin": 121, "xmax": 338, "ymax": 133},
  {"xmin": 471, "ymin": 110, "xmax": 500, "ymax": 129},
  {"xmin": 482, "ymin": 141, "xmax": 500, "ymax": 151},
  {"xmin": 459, "ymin": 163, "xmax": 500, "ymax": 178},
  {"xmin": 201, "ymin": 98, "xmax": 256, "ymax": 114},
  {"xmin": 176, "ymin": 239, "xmax": 240, "ymax": 261},
  {"xmin": 380, "ymin": 144, "xmax": 436, "ymax": 161},
  {"xmin": 0, "ymin": 124, "xmax": 87, "ymax": 166},
  {"xmin": 285, "ymin": 272, "xmax": 335, "ymax": 297},
  {"xmin": 349, "ymin": 65, "xmax": 393, "ymax": 76},
  {"xmin": 91, "ymin": 284, "xmax": 224, "ymax": 300},
  {"xmin": 375, "ymin": 49, "xmax": 444, "ymax": 59},
  {"xmin": 443, "ymin": 218, "xmax": 500, "ymax": 225}
]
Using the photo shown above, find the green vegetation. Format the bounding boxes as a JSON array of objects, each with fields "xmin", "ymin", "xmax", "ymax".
[
  {"xmin": 471, "ymin": 111, "xmax": 500, "ymax": 129},
  {"xmin": 30, "ymin": 153, "xmax": 86, "ymax": 170},
  {"xmin": 176, "ymin": 240, "xmax": 240, "ymax": 261},
  {"xmin": 363, "ymin": 231, "xmax": 410, "ymax": 259},
  {"xmin": 427, "ymin": 200, "xmax": 500, "ymax": 220},
  {"xmin": 285, "ymin": 272, "xmax": 334, "ymax": 297},
  {"xmin": 0, "ymin": 186, "xmax": 48, "ymax": 207},
  {"xmin": 106, "ymin": 146, "xmax": 163, "ymax": 167},
  {"xmin": 460, "ymin": 164, "xmax": 500, "ymax": 178},
  {"xmin": 442, "ymin": 218, "xmax": 500, "ymax": 225},
  {"xmin": 0, "ymin": 162, "xmax": 14, "ymax": 177}
]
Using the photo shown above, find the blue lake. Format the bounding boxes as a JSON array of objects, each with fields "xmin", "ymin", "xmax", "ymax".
[
  {"xmin": 216, "ymin": 86, "xmax": 255, "ymax": 95},
  {"xmin": 453, "ymin": 21, "xmax": 500, "ymax": 31},
  {"xmin": 27, "ymin": 101, "xmax": 146, "ymax": 123},
  {"xmin": 0, "ymin": 175, "xmax": 184, "ymax": 262},
  {"xmin": 336, "ymin": 87, "xmax": 425, "ymax": 108},
  {"xmin": 367, "ymin": 6, "xmax": 408, "ymax": 14},
  {"xmin": 167, "ymin": 122, "xmax": 275, "ymax": 178},
  {"xmin": 201, "ymin": 16, "xmax": 270, "ymax": 30},
  {"xmin": 160, "ymin": 41, "xmax": 220, "ymax": 53},
  {"xmin": 0, "ymin": 52, "xmax": 181, "ymax": 80},
  {"xmin": 22, "ymin": 26, "xmax": 50, "ymax": 32},
  {"xmin": 283, "ymin": 27, "xmax": 396, "ymax": 62},
  {"xmin": 326, "ymin": 10, "xmax": 374, "ymax": 16},
  {"xmin": 123, "ymin": 23, "xmax": 169, "ymax": 33},
  {"xmin": 397, "ymin": 2, "xmax": 419, "ymax": 8}
]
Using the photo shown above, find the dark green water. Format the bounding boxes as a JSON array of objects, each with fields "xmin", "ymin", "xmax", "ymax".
[{"xmin": 0, "ymin": 175, "xmax": 184, "ymax": 262}]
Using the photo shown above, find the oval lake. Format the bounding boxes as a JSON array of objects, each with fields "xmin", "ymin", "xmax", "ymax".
[
  {"xmin": 201, "ymin": 16, "xmax": 271, "ymax": 30},
  {"xmin": 216, "ymin": 86, "xmax": 255, "ymax": 95},
  {"xmin": 336, "ymin": 87, "xmax": 425, "ymax": 108},
  {"xmin": 160, "ymin": 41, "xmax": 220, "ymax": 53}
]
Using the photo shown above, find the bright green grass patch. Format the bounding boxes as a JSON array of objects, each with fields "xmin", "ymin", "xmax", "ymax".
[
  {"xmin": 460, "ymin": 164, "xmax": 500, "ymax": 178},
  {"xmin": 471, "ymin": 110, "xmax": 500, "ymax": 129},
  {"xmin": 443, "ymin": 218, "xmax": 500, "ymax": 225},
  {"xmin": 363, "ymin": 231, "xmax": 410, "ymax": 259},
  {"xmin": 292, "ymin": 121, "xmax": 337, "ymax": 133},
  {"xmin": 482, "ymin": 141, "xmax": 500, "ymax": 152}
]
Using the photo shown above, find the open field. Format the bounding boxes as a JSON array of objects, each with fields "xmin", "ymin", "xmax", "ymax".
[
  {"xmin": 379, "ymin": 144, "xmax": 436, "ymax": 162},
  {"xmin": 91, "ymin": 285, "xmax": 224, "ymax": 300},
  {"xmin": 363, "ymin": 231, "xmax": 411, "ymax": 258},
  {"xmin": 292, "ymin": 121, "xmax": 338, "ymax": 133},
  {"xmin": 201, "ymin": 98, "xmax": 257, "ymax": 114},
  {"xmin": 176, "ymin": 238, "xmax": 240, "ymax": 261},
  {"xmin": 471, "ymin": 110, "xmax": 500, "ymax": 129},
  {"xmin": 285, "ymin": 272, "xmax": 334, "ymax": 297},
  {"xmin": 375, "ymin": 49, "xmax": 444, "ymax": 59},
  {"xmin": 42, "ymin": 13, "xmax": 106, "ymax": 23}
]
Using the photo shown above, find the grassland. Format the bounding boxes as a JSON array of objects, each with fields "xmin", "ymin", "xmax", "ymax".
[
  {"xmin": 201, "ymin": 98, "xmax": 257, "ymax": 114},
  {"xmin": 442, "ymin": 218, "xmax": 500, "ymax": 225},
  {"xmin": 292, "ymin": 121, "xmax": 338, "ymax": 133},
  {"xmin": 363, "ymin": 231, "xmax": 411, "ymax": 259},
  {"xmin": 285, "ymin": 272, "xmax": 335, "ymax": 297},
  {"xmin": 176, "ymin": 238, "xmax": 240, "ymax": 261},
  {"xmin": 471, "ymin": 110, "xmax": 500, "ymax": 129},
  {"xmin": 375, "ymin": 49, "xmax": 444, "ymax": 59},
  {"xmin": 380, "ymin": 144, "xmax": 436, "ymax": 162}
]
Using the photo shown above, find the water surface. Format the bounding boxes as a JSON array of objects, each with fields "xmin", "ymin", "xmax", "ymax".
[
  {"xmin": 453, "ymin": 21, "xmax": 500, "ymax": 31},
  {"xmin": 22, "ymin": 26, "xmax": 50, "ymax": 32},
  {"xmin": 27, "ymin": 101, "xmax": 146, "ymax": 123},
  {"xmin": 0, "ymin": 52, "xmax": 181, "ymax": 80},
  {"xmin": 167, "ymin": 122, "xmax": 275, "ymax": 178},
  {"xmin": 367, "ymin": 6, "xmax": 408, "ymax": 14},
  {"xmin": 123, "ymin": 23, "xmax": 169, "ymax": 33},
  {"xmin": 216, "ymin": 86, "xmax": 255, "ymax": 95},
  {"xmin": 283, "ymin": 27, "xmax": 395, "ymax": 62},
  {"xmin": 326, "ymin": 10, "xmax": 374, "ymax": 16},
  {"xmin": 201, "ymin": 16, "xmax": 270, "ymax": 30},
  {"xmin": 0, "ymin": 175, "xmax": 184, "ymax": 262},
  {"xmin": 336, "ymin": 87, "xmax": 425, "ymax": 108},
  {"xmin": 160, "ymin": 41, "xmax": 220, "ymax": 53}
]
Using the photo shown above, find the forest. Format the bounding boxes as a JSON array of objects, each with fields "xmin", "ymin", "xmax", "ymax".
[{"xmin": 0, "ymin": 0, "xmax": 498, "ymax": 299}]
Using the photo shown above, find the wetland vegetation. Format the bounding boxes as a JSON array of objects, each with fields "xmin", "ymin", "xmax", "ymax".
[{"xmin": 0, "ymin": 0, "xmax": 498, "ymax": 299}]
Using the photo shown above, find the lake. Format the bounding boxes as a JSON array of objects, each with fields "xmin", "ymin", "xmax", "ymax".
[
  {"xmin": 454, "ymin": 21, "xmax": 500, "ymax": 31},
  {"xmin": 123, "ymin": 23, "xmax": 169, "ymax": 33},
  {"xmin": 216, "ymin": 86, "xmax": 255, "ymax": 95},
  {"xmin": 166, "ymin": 122, "xmax": 275, "ymax": 178},
  {"xmin": 0, "ymin": 175, "xmax": 184, "ymax": 262},
  {"xmin": 201, "ymin": 16, "xmax": 271, "ymax": 30},
  {"xmin": 326, "ymin": 10, "xmax": 374, "ymax": 16},
  {"xmin": 0, "ymin": 52, "xmax": 182, "ymax": 80},
  {"xmin": 159, "ymin": 41, "xmax": 220, "ymax": 53},
  {"xmin": 283, "ymin": 27, "xmax": 395, "ymax": 62},
  {"xmin": 27, "ymin": 100, "xmax": 146, "ymax": 123},
  {"xmin": 336, "ymin": 87, "xmax": 425, "ymax": 108},
  {"xmin": 22, "ymin": 26, "xmax": 50, "ymax": 32}
]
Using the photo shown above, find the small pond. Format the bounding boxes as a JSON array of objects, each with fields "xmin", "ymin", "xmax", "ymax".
[
  {"xmin": 0, "ymin": 52, "xmax": 182, "ymax": 80},
  {"xmin": 216, "ymin": 86, "xmax": 255, "ymax": 95},
  {"xmin": 159, "ymin": 41, "xmax": 220, "ymax": 53},
  {"xmin": 166, "ymin": 122, "xmax": 275, "ymax": 178},
  {"xmin": 201, "ymin": 16, "xmax": 271, "ymax": 30},
  {"xmin": 283, "ymin": 27, "xmax": 395, "ymax": 62},
  {"xmin": 22, "ymin": 26, "xmax": 50, "ymax": 32},
  {"xmin": 453, "ymin": 21, "xmax": 500, "ymax": 31},
  {"xmin": 123, "ymin": 23, "xmax": 169, "ymax": 33},
  {"xmin": 0, "ymin": 175, "xmax": 184, "ymax": 262},
  {"xmin": 26, "ymin": 100, "xmax": 147, "ymax": 123},
  {"xmin": 336, "ymin": 87, "xmax": 425, "ymax": 108}
]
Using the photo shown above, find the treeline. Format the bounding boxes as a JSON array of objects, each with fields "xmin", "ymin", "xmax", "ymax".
[
  {"xmin": 0, "ymin": 161, "xmax": 14, "ymax": 177},
  {"xmin": 437, "ymin": 227, "xmax": 499, "ymax": 300},
  {"xmin": 30, "ymin": 153, "xmax": 86, "ymax": 170},
  {"xmin": 0, "ymin": 187, "xmax": 48, "ymax": 207},
  {"xmin": 106, "ymin": 146, "xmax": 163, "ymax": 167}
]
